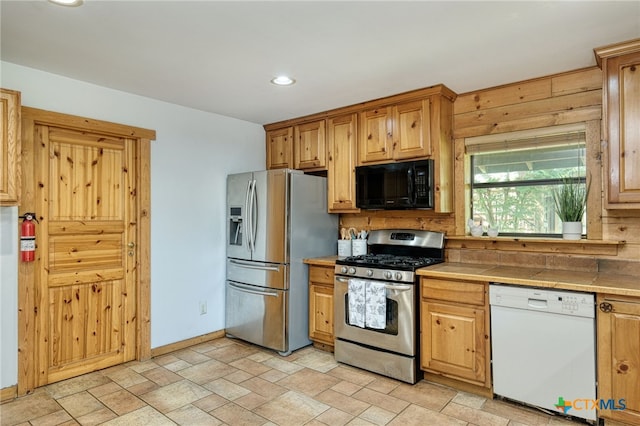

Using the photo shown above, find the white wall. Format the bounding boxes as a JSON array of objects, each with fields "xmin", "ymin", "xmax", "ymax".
[{"xmin": 0, "ymin": 62, "xmax": 265, "ymax": 389}]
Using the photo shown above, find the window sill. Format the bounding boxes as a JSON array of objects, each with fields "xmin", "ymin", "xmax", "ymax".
[{"xmin": 445, "ymin": 236, "xmax": 624, "ymax": 256}]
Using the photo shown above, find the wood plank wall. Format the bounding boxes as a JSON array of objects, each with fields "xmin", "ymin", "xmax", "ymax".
[{"xmin": 340, "ymin": 66, "xmax": 640, "ymax": 263}]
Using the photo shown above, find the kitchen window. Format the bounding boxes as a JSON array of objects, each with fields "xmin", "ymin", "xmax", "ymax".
[{"xmin": 467, "ymin": 124, "xmax": 587, "ymax": 237}]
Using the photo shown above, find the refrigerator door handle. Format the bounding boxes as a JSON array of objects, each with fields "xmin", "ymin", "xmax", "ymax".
[
  {"xmin": 229, "ymin": 258, "xmax": 281, "ymax": 272},
  {"xmin": 228, "ymin": 281, "xmax": 279, "ymax": 297},
  {"xmin": 250, "ymin": 178, "xmax": 258, "ymax": 252},
  {"xmin": 244, "ymin": 178, "xmax": 253, "ymax": 251}
]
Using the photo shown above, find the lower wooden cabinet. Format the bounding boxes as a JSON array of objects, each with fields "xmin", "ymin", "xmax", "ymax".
[
  {"xmin": 420, "ymin": 277, "xmax": 491, "ymax": 390},
  {"xmin": 308, "ymin": 265, "xmax": 335, "ymax": 348},
  {"xmin": 597, "ymin": 294, "xmax": 640, "ymax": 424}
]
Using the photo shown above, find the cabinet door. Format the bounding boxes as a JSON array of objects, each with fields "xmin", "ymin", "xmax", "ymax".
[
  {"xmin": 358, "ymin": 107, "xmax": 393, "ymax": 164},
  {"xmin": 294, "ymin": 120, "xmax": 326, "ymax": 170},
  {"xmin": 599, "ymin": 43, "xmax": 640, "ymax": 208},
  {"xmin": 393, "ymin": 99, "xmax": 431, "ymax": 160},
  {"xmin": 266, "ymin": 127, "xmax": 293, "ymax": 169},
  {"xmin": 327, "ymin": 113, "xmax": 359, "ymax": 212},
  {"xmin": 420, "ymin": 300, "xmax": 487, "ymax": 385},
  {"xmin": 309, "ymin": 283, "xmax": 334, "ymax": 345},
  {"xmin": 0, "ymin": 88, "xmax": 21, "ymax": 206},
  {"xmin": 597, "ymin": 295, "xmax": 640, "ymax": 424}
]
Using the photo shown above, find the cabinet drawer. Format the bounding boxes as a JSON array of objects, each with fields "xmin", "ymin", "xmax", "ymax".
[
  {"xmin": 309, "ymin": 266, "xmax": 334, "ymax": 285},
  {"xmin": 421, "ymin": 278, "xmax": 485, "ymax": 306}
]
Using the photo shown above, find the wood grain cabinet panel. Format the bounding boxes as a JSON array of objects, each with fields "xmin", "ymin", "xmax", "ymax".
[
  {"xmin": 294, "ymin": 120, "xmax": 326, "ymax": 171},
  {"xmin": 327, "ymin": 113, "xmax": 359, "ymax": 213},
  {"xmin": 266, "ymin": 127, "xmax": 293, "ymax": 169},
  {"xmin": 308, "ymin": 265, "xmax": 335, "ymax": 348},
  {"xmin": 596, "ymin": 39, "xmax": 640, "ymax": 208},
  {"xmin": 597, "ymin": 294, "xmax": 640, "ymax": 424},
  {"xmin": 420, "ymin": 277, "xmax": 490, "ymax": 389},
  {"xmin": 358, "ymin": 99, "xmax": 432, "ymax": 164},
  {"xmin": 0, "ymin": 88, "xmax": 21, "ymax": 206}
]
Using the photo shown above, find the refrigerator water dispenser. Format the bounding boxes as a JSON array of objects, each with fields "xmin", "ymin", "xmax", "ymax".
[{"xmin": 229, "ymin": 206, "xmax": 243, "ymax": 246}]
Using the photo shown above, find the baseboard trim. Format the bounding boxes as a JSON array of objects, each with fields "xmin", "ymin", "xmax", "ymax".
[
  {"xmin": 150, "ymin": 329, "xmax": 226, "ymax": 358},
  {"xmin": 1, "ymin": 385, "xmax": 17, "ymax": 403}
]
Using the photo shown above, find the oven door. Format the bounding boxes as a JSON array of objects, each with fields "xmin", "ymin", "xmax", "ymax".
[{"xmin": 334, "ymin": 276, "xmax": 416, "ymax": 356}]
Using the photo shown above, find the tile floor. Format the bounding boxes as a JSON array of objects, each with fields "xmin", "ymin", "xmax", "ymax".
[{"xmin": 1, "ymin": 337, "xmax": 587, "ymax": 426}]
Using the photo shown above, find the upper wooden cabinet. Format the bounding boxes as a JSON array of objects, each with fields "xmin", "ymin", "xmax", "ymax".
[
  {"xmin": 327, "ymin": 113, "xmax": 359, "ymax": 213},
  {"xmin": 266, "ymin": 127, "xmax": 293, "ymax": 169},
  {"xmin": 595, "ymin": 39, "xmax": 640, "ymax": 208},
  {"xmin": 1, "ymin": 88, "xmax": 22, "ymax": 206},
  {"xmin": 294, "ymin": 120, "xmax": 326, "ymax": 171},
  {"xmin": 359, "ymin": 99, "xmax": 432, "ymax": 164}
]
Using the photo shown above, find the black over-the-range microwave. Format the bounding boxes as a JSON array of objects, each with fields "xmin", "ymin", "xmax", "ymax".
[{"xmin": 355, "ymin": 159, "xmax": 435, "ymax": 210}]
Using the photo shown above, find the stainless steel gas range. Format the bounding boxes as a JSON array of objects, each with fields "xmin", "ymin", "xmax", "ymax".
[{"xmin": 333, "ymin": 229, "xmax": 445, "ymax": 384}]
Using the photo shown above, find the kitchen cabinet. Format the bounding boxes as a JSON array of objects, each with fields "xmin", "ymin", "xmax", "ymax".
[
  {"xmin": 358, "ymin": 99, "xmax": 431, "ymax": 164},
  {"xmin": 597, "ymin": 294, "xmax": 640, "ymax": 424},
  {"xmin": 308, "ymin": 265, "xmax": 335, "ymax": 349},
  {"xmin": 294, "ymin": 120, "xmax": 326, "ymax": 171},
  {"xmin": 1, "ymin": 88, "xmax": 21, "ymax": 206},
  {"xmin": 266, "ymin": 127, "xmax": 293, "ymax": 169},
  {"xmin": 420, "ymin": 277, "xmax": 491, "ymax": 390},
  {"xmin": 595, "ymin": 39, "xmax": 640, "ymax": 208},
  {"xmin": 327, "ymin": 113, "xmax": 359, "ymax": 213}
]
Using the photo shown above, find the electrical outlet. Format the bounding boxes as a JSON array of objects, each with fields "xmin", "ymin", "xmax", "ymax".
[{"xmin": 199, "ymin": 300, "xmax": 207, "ymax": 315}]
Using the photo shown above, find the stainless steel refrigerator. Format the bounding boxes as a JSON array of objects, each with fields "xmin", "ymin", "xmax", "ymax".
[{"xmin": 225, "ymin": 169, "xmax": 338, "ymax": 355}]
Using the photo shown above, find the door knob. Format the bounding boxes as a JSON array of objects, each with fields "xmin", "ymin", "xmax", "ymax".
[{"xmin": 128, "ymin": 242, "xmax": 135, "ymax": 248}]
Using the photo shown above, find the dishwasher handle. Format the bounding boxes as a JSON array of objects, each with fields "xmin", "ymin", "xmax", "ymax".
[{"xmin": 527, "ymin": 298, "xmax": 548, "ymax": 309}]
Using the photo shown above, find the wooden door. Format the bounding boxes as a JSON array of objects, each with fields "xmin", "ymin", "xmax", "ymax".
[
  {"xmin": 420, "ymin": 300, "xmax": 486, "ymax": 385},
  {"xmin": 294, "ymin": 120, "xmax": 326, "ymax": 170},
  {"xmin": 393, "ymin": 99, "xmax": 431, "ymax": 160},
  {"xmin": 358, "ymin": 107, "xmax": 392, "ymax": 164},
  {"xmin": 308, "ymin": 266, "xmax": 335, "ymax": 346},
  {"xmin": 327, "ymin": 113, "xmax": 359, "ymax": 213},
  {"xmin": 603, "ymin": 49, "xmax": 640, "ymax": 207},
  {"xmin": 19, "ymin": 108, "xmax": 153, "ymax": 394},
  {"xmin": 266, "ymin": 127, "xmax": 293, "ymax": 169},
  {"xmin": 597, "ymin": 294, "xmax": 640, "ymax": 424}
]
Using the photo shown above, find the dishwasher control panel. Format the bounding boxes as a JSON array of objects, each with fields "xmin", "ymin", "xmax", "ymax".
[{"xmin": 489, "ymin": 284, "xmax": 595, "ymax": 318}]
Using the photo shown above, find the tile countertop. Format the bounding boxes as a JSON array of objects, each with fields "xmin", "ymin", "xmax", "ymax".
[{"xmin": 416, "ymin": 262, "xmax": 640, "ymax": 298}]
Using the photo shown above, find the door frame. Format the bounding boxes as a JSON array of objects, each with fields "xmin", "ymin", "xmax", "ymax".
[{"xmin": 17, "ymin": 107, "xmax": 155, "ymax": 395}]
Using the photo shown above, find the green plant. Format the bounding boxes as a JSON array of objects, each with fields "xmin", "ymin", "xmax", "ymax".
[{"xmin": 552, "ymin": 177, "xmax": 591, "ymax": 222}]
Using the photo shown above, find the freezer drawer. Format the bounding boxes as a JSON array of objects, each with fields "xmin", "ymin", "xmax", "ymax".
[
  {"xmin": 225, "ymin": 281, "xmax": 287, "ymax": 352},
  {"xmin": 227, "ymin": 258, "xmax": 287, "ymax": 290}
]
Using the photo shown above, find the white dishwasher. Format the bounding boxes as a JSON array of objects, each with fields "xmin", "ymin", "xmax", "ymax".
[{"xmin": 490, "ymin": 284, "xmax": 596, "ymax": 421}]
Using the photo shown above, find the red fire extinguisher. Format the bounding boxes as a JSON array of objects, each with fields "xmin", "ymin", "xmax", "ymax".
[{"xmin": 20, "ymin": 212, "xmax": 38, "ymax": 262}]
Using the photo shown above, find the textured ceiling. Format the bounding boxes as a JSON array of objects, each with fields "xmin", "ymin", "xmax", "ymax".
[{"xmin": 2, "ymin": 1, "xmax": 639, "ymax": 125}]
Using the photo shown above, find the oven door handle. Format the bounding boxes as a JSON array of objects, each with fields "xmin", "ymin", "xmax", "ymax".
[
  {"xmin": 335, "ymin": 277, "xmax": 411, "ymax": 292},
  {"xmin": 385, "ymin": 284, "xmax": 412, "ymax": 291}
]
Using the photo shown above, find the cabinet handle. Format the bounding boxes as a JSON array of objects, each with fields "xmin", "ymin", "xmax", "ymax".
[{"xmin": 599, "ymin": 302, "xmax": 613, "ymax": 313}]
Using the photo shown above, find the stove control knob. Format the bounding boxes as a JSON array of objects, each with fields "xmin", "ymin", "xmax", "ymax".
[
  {"xmin": 366, "ymin": 269, "xmax": 374, "ymax": 277},
  {"xmin": 348, "ymin": 267, "xmax": 356, "ymax": 275},
  {"xmin": 395, "ymin": 272, "xmax": 403, "ymax": 281},
  {"xmin": 340, "ymin": 266, "xmax": 348, "ymax": 274},
  {"xmin": 384, "ymin": 271, "xmax": 393, "ymax": 280}
]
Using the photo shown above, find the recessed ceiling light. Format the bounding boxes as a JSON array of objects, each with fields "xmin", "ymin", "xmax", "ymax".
[
  {"xmin": 48, "ymin": 0, "xmax": 83, "ymax": 6},
  {"xmin": 271, "ymin": 76, "xmax": 296, "ymax": 86}
]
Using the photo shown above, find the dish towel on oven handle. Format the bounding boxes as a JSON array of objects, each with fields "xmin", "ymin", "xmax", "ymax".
[
  {"xmin": 365, "ymin": 281, "xmax": 387, "ymax": 329},
  {"xmin": 348, "ymin": 279, "xmax": 366, "ymax": 328}
]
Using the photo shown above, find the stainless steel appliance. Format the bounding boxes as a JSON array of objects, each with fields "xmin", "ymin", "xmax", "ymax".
[
  {"xmin": 334, "ymin": 229, "xmax": 445, "ymax": 383},
  {"xmin": 226, "ymin": 169, "xmax": 338, "ymax": 355},
  {"xmin": 490, "ymin": 284, "xmax": 596, "ymax": 421},
  {"xmin": 356, "ymin": 159, "xmax": 434, "ymax": 210}
]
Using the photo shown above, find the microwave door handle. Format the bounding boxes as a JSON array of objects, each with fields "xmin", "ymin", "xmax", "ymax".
[{"xmin": 407, "ymin": 168, "xmax": 416, "ymax": 205}]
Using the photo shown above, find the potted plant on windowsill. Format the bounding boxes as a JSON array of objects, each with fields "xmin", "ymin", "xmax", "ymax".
[{"xmin": 552, "ymin": 177, "xmax": 591, "ymax": 240}]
